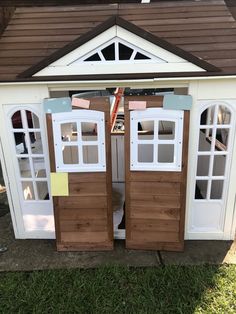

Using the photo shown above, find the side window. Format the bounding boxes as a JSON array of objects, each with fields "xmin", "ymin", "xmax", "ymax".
[
  {"xmin": 11, "ymin": 109, "xmax": 49, "ymax": 201},
  {"xmin": 130, "ymin": 108, "xmax": 184, "ymax": 171},
  {"xmin": 52, "ymin": 110, "xmax": 106, "ymax": 172},
  {"xmin": 195, "ymin": 104, "xmax": 232, "ymax": 200}
]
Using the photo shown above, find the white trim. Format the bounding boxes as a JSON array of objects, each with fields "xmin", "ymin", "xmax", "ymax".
[
  {"xmin": 130, "ymin": 108, "xmax": 184, "ymax": 172},
  {"xmin": 34, "ymin": 25, "xmax": 205, "ymax": 77},
  {"xmin": 52, "ymin": 109, "xmax": 106, "ymax": 172}
]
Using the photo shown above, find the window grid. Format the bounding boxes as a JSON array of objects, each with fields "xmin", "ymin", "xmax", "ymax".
[
  {"xmin": 53, "ymin": 110, "xmax": 106, "ymax": 173},
  {"xmin": 11, "ymin": 109, "xmax": 49, "ymax": 202},
  {"xmin": 130, "ymin": 108, "xmax": 183, "ymax": 172},
  {"xmin": 195, "ymin": 104, "xmax": 232, "ymax": 201}
]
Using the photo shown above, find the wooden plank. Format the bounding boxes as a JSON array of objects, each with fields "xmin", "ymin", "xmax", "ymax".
[
  {"xmin": 58, "ymin": 196, "xmax": 107, "ymax": 209},
  {"xmin": 57, "ymin": 241, "xmax": 113, "ymax": 252},
  {"xmin": 0, "ymin": 42, "xmax": 67, "ymax": 50},
  {"xmin": 6, "ymin": 21, "xmax": 102, "ymax": 30},
  {"xmin": 59, "ymin": 208, "xmax": 107, "ymax": 220},
  {"xmin": 0, "ymin": 49, "xmax": 57, "ymax": 57},
  {"xmin": 130, "ymin": 194, "xmax": 181, "ymax": 209},
  {"xmin": 155, "ymin": 28, "xmax": 236, "ymax": 38},
  {"xmin": 166, "ymin": 35, "xmax": 236, "ymax": 45},
  {"xmin": 69, "ymin": 182, "xmax": 107, "ymax": 196},
  {"xmin": 129, "ymin": 171, "xmax": 181, "ymax": 182},
  {"xmin": 142, "ymin": 22, "xmax": 236, "ymax": 32},
  {"xmin": 69, "ymin": 172, "xmax": 106, "ymax": 183},
  {"xmin": 130, "ymin": 207, "xmax": 180, "ymax": 221},
  {"xmin": 130, "ymin": 182, "xmax": 181, "ymax": 195},
  {"xmin": 61, "ymin": 231, "xmax": 108, "ymax": 243},
  {"xmin": 9, "ymin": 15, "xmax": 114, "ymax": 25},
  {"xmin": 126, "ymin": 240, "xmax": 183, "ymax": 252},
  {"xmin": 131, "ymin": 219, "xmax": 179, "ymax": 232},
  {"xmin": 60, "ymin": 219, "xmax": 107, "ymax": 232},
  {"xmin": 0, "ymin": 57, "xmax": 43, "ymax": 65},
  {"xmin": 130, "ymin": 231, "xmax": 179, "ymax": 243},
  {"xmin": 181, "ymin": 42, "xmax": 236, "ymax": 52},
  {"xmin": 120, "ymin": 11, "xmax": 231, "ymax": 21},
  {"xmin": 2, "ymin": 29, "xmax": 88, "ymax": 37}
]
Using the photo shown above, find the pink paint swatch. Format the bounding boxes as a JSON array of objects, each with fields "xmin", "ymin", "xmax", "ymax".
[
  {"xmin": 72, "ymin": 98, "xmax": 90, "ymax": 109},
  {"xmin": 128, "ymin": 101, "xmax": 147, "ymax": 110}
]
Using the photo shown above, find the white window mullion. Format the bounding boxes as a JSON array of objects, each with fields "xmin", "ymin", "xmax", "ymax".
[{"xmin": 115, "ymin": 40, "xmax": 119, "ymax": 61}]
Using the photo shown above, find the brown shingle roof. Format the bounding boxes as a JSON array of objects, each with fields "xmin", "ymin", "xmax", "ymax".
[{"xmin": 0, "ymin": 0, "xmax": 236, "ymax": 82}]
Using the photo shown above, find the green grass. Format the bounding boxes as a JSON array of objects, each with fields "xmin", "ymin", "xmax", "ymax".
[{"xmin": 0, "ymin": 265, "xmax": 236, "ymax": 314}]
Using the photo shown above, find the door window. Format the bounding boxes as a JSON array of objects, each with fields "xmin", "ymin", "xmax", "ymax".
[
  {"xmin": 130, "ymin": 108, "xmax": 184, "ymax": 171},
  {"xmin": 52, "ymin": 110, "xmax": 106, "ymax": 172}
]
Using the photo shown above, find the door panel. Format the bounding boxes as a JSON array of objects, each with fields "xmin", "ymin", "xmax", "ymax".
[
  {"xmin": 125, "ymin": 96, "xmax": 189, "ymax": 251},
  {"xmin": 46, "ymin": 97, "xmax": 113, "ymax": 251}
]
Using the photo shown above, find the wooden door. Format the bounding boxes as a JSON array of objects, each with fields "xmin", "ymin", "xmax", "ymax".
[
  {"xmin": 125, "ymin": 96, "xmax": 189, "ymax": 251},
  {"xmin": 46, "ymin": 97, "xmax": 113, "ymax": 251}
]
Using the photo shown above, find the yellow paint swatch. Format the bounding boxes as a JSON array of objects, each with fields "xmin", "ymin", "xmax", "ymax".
[{"xmin": 50, "ymin": 172, "xmax": 69, "ymax": 196}]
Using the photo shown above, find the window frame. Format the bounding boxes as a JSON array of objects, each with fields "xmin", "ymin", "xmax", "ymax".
[
  {"xmin": 52, "ymin": 109, "xmax": 106, "ymax": 173},
  {"xmin": 130, "ymin": 108, "xmax": 184, "ymax": 172}
]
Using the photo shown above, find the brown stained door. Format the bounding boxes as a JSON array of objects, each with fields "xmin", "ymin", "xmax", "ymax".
[
  {"xmin": 46, "ymin": 97, "xmax": 113, "ymax": 251},
  {"xmin": 124, "ymin": 96, "xmax": 189, "ymax": 251}
]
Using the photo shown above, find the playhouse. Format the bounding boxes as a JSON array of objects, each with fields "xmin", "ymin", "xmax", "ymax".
[{"xmin": 0, "ymin": 1, "xmax": 236, "ymax": 251}]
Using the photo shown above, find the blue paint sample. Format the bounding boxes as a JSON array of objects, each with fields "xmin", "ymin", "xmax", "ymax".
[
  {"xmin": 43, "ymin": 97, "xmax": 72, "ymax": 113},
  {"xmin": 163, "ymin": 94, "xmax": 192, "ymax": 110}
]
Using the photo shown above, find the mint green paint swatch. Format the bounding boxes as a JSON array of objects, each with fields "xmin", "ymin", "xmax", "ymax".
[
  {"xmin": 163, "ymin": 94, "xmax": 192, "ymax": 110},
  {"xmin": 43, "ymin": 97, "xmax": 72, "ymax": 113}
]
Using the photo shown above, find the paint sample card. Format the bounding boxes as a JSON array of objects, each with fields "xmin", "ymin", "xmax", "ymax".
[
  {"xmin": 72, "ymin": 98, "xmax": 90, "ymax": 109},
  {"xmin": 44, "ymin": 97, "xmax": 72, "ymax": 113},
  {"xmin": 50, "ymin": 172, "xmax": 69, "ymax": 196},
  {"xmin": 163, "ymin": 94, "xmax": 192, "ymax": 110},
  {"xmin": 129, "ymin": 101, "xmax": 147, "ymax": 110}
]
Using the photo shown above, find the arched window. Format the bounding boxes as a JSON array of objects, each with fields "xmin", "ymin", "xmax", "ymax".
[
  {"xmin": 11, "ymin": 109, "xmax": 49, "ymax": 201},
  {"xmin": 195, "ymin": 103, "xmax": 232, "ymax": 200}
]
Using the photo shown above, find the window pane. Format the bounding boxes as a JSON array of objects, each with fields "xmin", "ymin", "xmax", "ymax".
[
  {"xmin": 197, "ymin": 155, "xmax": 210, "ymax": 176},
  {"xmin": 22, "ymin": 181, "xmax": 35, "ymax": 200},
  {"xmin": 12, "ymin": 111, "xmax": 23, "ymax": 129},
  {"xmin": 30, "ymin": 132, "xmax": 43, "ymax": 154},
  {"xmin": 36, "ymin": 181, "xmax": 49, "ymax": 200},
  {"xmin": 200, "ymin": 106, "xmax": 215, "ymax": 125},
  {"xmin": 217, "ymin": 105, "xmax": 231, "ymax": 125},
  {"xmin": 158, "ymin": 144, "xmax": 174, "ymax": 163},
  {"xmin": 83, "ymin": 145, "xmax": 98, "ymax": 164},
  {"xmin": 119, "ymin": 43, "xmax": 133, "ymax": 60},
  {"xmin": 213, "ymin": 155, "xmax": 226, "ymax": 176},
  {"xmin": 195, "ymin": 180, "xmax": 208, "ymax": 199},
  {"xmin": 14, "ymin": 132, "xmax": 28, "ymax": 154},
  {"xmin": 158, "ymin": 121, "xmax": 175, "ymax": 140},
  {"xmin": 63, "ymin": 146, "xmax": 78, "ymax": 164},
  {"xmin": 81, "ymin": 122, "xmax": 98, "ymax": 141},
  {"xmin": 84, "ymin": 53, "xmax": 101, "ymax": 62},
  {"xmin": 18, "ymin": 158, "xmax": 31, "ymax": 178},
  {"xmin": 101, "ymin": 43, "xmax": 115, "ymax": 60},
  {"xmin": 26, "ymin": 111, "xmax": 39, "ymax": 129},
  {"xmin": 138, "ymin": 121, "xmax": 154, "ymax": 140},
  {"xmin": 32, "ymin": 157, "xmax": 46, "ymax": 178},
  {"xmin": 134, "ymin": 52, "xmax": 150, "ymax": 60},
  {"xmin": 215, "ymin": 128, "xmax": 229, "ymax": 151},
  {"xmin": 210, "ymin": 180, "xmax": 224, "ymax": 199},
  {"xmin": 61, "ymin": 122, "xmax": 77, "ymax": 142},
  {"xmin": 198, "ymin": 129, "xmax": 212, "ymax": 151},
  {"xmin": 138, "ymin": 144, "xmax": 153, "ymax": 162}
]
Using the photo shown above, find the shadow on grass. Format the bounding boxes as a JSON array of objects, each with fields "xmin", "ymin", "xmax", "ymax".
[{"xmin": 0, "ymin": 264, "xmax": 236, "ymax": 313}]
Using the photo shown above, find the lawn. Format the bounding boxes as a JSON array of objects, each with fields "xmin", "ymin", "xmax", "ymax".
[{"xmin": 0, "ymin": 265, "xmax": 236, "ymax": 314}]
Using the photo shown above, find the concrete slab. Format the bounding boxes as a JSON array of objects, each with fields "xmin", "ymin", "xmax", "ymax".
[
  {"xmin": 0, "ymin": 214, "xmax": 159, "ymax": 272},
  {"xmin": 160, "ymin": 240, "xmax": 236, "ymax": 265}
]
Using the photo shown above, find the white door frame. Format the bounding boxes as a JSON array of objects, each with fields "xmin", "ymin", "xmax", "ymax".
[
  {"xmin": 187, "ymin": 99, "xmax": 236, "ymax": 240},
  {"xmin": 3, "ymin": 103, "xmax": 55, "ymax": 239}
]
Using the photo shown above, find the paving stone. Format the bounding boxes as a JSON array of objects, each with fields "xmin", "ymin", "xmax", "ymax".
[
  {"xmin": 160, "ymin": 240, "xmax": 236, "ymax": 265},
  {"xmin": 0, "ymin": 214, "xmax": 159, "ymax": 271}
]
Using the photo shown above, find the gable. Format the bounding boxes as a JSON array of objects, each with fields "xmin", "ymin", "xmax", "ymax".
[{"xmin": 33, "ymin": 24, "xmax": 208, "ymax": 77}]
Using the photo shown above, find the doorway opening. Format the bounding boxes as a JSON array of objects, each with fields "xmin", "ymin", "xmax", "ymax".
[{"xmin": 49, "ymin": 87, "xmax": 187, "ymax": 240}]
